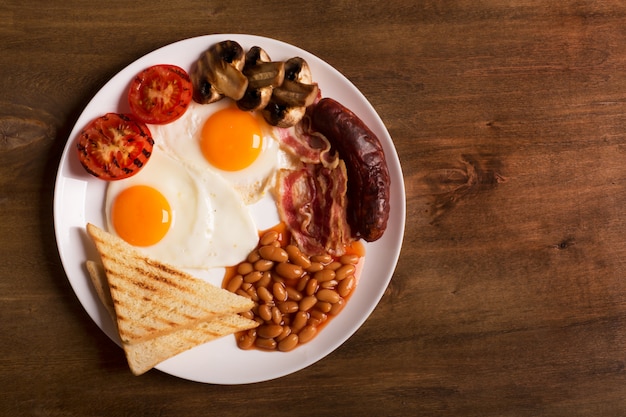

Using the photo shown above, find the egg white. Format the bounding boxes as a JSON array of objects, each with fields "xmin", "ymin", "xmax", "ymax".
[
  {"xmin": 150, "ymin": 100, "xmax": 297, "ymax": 204},
  {"xmin": 104, "ymin": 147, "xmax": 259, "ymax": 270}
]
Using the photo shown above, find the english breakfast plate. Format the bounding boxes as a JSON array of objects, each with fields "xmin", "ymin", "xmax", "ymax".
[{"xmin": 53, "ymin": 34, "xmax": 406, "ymax": 384}]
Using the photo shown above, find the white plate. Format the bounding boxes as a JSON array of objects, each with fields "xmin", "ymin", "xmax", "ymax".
[{"xmin": 53, "ymin": 34, "xmax": 406, "ymax": 384}]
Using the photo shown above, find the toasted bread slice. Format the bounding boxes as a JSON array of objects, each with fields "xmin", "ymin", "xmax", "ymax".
[
  {"xmin": 123, "ymin": 313, "xmax": 256, "ymax": 375},
  {"xmin": 86, "ymin": 260, "xmax": 116, "ymax": 321},
  {"xmin": 85, "ymin": 260, "xmax": 257, "ymax": 375},
  {"xmin": 86, "ymin": 223, "xmax": 255, "ymax": 345}
]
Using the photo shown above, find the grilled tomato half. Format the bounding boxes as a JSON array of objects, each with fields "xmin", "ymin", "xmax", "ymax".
[
  {"xmin": 76, "ymin": 113, "xmax": 154, "ymax": 181},
  {"xmin": 128, "ymin": 64, "xmax": 193, "ymax": 124}
]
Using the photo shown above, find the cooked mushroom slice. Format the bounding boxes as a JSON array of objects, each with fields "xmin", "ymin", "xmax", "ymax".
[
  {"xmin": 238, "ymin": 47, "xmax": 285, "ymax": 111},
  {"xmin": 191, "ymin": 52, "xmax": 223, "ymax": 104},
  {"xmin": 205, "ymin": 40, "xmax": 249, "ymax": 101},
  {"xmin": 238, "ymin": 62, "xmax": 286, "ymax": 111},
  {"xmin": 284, "ymin": 57, "xmax": 313, "ymax": 84},
  {"xmin": 238, "ymin": 88, "xmax": 274, "ymax": 112},
  {"xmin": 262, "ymin": 101, "xmax": 306, "ymax": 128},
  {"xmin": 245, "ymin": 61, "xmax": 285, "ymax": 89},
  {"xmin": 271, "ymin": 79, "xmax": 318, "ymax": 108},
  {"xmin": 245, "ymin": 46, "xmax": 271, "ymax": 68},
  {"xmin": 272, "ymin": 56, "xmax": 318, "ymax": 107},
  {"xmin": 262, "ymin": 56, "xmax": 319, "ymax": 127}
]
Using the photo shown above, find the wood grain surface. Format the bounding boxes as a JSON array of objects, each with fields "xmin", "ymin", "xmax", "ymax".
[{"xmin": 4, "ymin": 0, "xmax": 626, "ymax": 416}]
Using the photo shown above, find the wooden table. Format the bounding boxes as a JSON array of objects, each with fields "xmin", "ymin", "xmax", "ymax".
[{"xmin": 4, "ymin": 1, "xmax": 626, "ymax": 415}]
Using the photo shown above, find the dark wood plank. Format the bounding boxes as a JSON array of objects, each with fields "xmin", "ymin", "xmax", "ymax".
[{"xmin": 4, "ymin": 0, "xmax": 626, "ymax": 416}]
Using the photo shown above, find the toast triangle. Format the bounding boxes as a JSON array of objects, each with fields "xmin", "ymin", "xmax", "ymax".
[
  {"xmin": 85, "ymin": 260, "xmax": 257, "ymax": 375},
  {"xmin": 86, "ymin": 223, "xmax": 255, "ymax": 345}
]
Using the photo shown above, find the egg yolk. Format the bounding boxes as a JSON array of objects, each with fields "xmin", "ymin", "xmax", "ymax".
[
  {"xmin": 200, "ymin": 107, "xmax": 263, "ymax": 171},
  {"xmin": 111, "ymin": 185, "xmax": 171, "ymax": 247}
]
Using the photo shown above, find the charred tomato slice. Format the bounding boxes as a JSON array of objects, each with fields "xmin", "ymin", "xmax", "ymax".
[
  {"xmin": 76, "ymin": 113, "xmax": 154, "ymax": 181},
  {"xmin": 128, "ymin": 64, "xmax": 193, "ymax": 124}
]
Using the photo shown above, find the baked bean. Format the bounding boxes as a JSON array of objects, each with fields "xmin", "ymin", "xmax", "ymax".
[
  {"xmin": 317, "ymin": 288, "xmax": 340, "ymax": 304},
  {"xmin": 285, "ymin": 245, "xmax": 311, "ymax": 268},
  {"xmin": 339, "ymin": 253, "xmax": 360, "ymax": 265},
  {"xmin": 258, "ymin": 324, "xmax": 283, "ymax": 339},
  {"xmin": 311, "ymin": 254, "xmax": 332, "ymax": 264},
  {"xmin": 237, "ymin": 333, "xmax": 256, "ymax": 350},
  {"xmin": 247, "ymin": 249, "xmax": 261, "ymax": 263},
  {"xmin": 237, "ymin": 262, "xmax": 254, "ymax": 275},
  {"xmin": 305, "ymin": 278, "xmax": 318, "ymax": 296},
  {"xmin": 310, "ymin": 310, "xmax": 328, "ymax": 323},
  {"xmin": 313, "ymin": 269, "xmax": 335, "ymax": 282},
  {"xmin": 257, "ymin": 286, "xmax": 273, "ymax": 303},
  {"xmin": 241, "ymin": 282, "xmax": 252, "ymax": 291},
  {"xmin": 306, "ymin": 262, "xmax": 324, "ymax": 273},
  {"xmin": 315, "ymin": 301, "xmax": 332, "ymax": 313},
  {"xmin": 245, "ymin": 286, "xmax": 259, "ymax": 302},
  {"xmin": 241, "ymin": 309, "xmax": 255, "ymax": 320},
  {"xmin": 275, "ymin": 262, "xmax": 303, "ymax": 280},
  {"xmin": 308, "ymin": 315, "xmax": 325, "ymax": 327},
  {"xmin": 254, "ymin": 259, "xmax": 274, "ymax": 272},
  {"xmin": 272, "ymin": 282, "xmax": 288, "ymax": 301},
  {"xmin": 335, "ymin": 264, "xmax": 355, "ymax": 280},
  {"xmin": 320, "ymin": 279, "xmax": 338, "ymax": 289},
  {"xmin": 271, "ymin": 306, "xmax": 283, "ymax": 325},
  {"xmin": 329, "ymin": 298, "xmax": 346, "ymax": 315},
  {"xmin": 258, "ymin": 304, "xmax": 272, "ymax": 321},
  {"xmin": 278, "ymin": 333, "xmax": 299, "ymax": 352},
  {"xmin": 226, "ymin": 274, "xmax": 243, "ymax": 293},
  {"xmin": 296, "ymin": 275, "xmax": 309, "ymax": 292},
  {"xmin": 286, "ymin": 286, "xmax": 303, "ymax": 301},
  {"xmin": 338, "ymin": 275, "xmax": 356, "ymax": 297},
  {"xmin": 298, "ymin": 325, "xmax": 317, "ymax": 343},
  {"xmin": 260, "ymin": 230, "xmax": 279, "ymax": 246},
  {"xmin": 259, "ymin": 245, "xmax": 288, "ymax": 263},
  {"xmin": 291, "ymin": 310, "xmax": 308, "ymax": 332},
  {"xmin": 255, "ymin": 337, "xmax": 277, "ymax": 350},
  {"xmin": 236, "ymin": 289, "xmax": 250, "ymax": 299},
  {"xmin": 244, "ymin": 270, "xmax": 263, "ymax": 284},
  {"xmin": 278, "ymin": 300, "xmax": 299, "ymax": 314},
  {"xmin": 256, "ymin": 271, "xmax": 272, "ymax": 288},
  {"xmin": 276, "ymin": 326, "xmax": 291, "ymax": 342},
  {"xmin": 327, "ymin": 261, "xmax": 342, "ymax": 271},
  {"xmin": 299, "ymin": 295, "xmax": 317, "ymax": 311}
]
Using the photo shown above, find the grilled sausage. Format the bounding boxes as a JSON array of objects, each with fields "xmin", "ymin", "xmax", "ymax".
[{"xmin": 310, "ymin": 98, "xmax": 390, "ymax": 241}]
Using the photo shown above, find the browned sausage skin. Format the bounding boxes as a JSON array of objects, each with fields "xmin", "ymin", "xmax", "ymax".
[{"xmin": 310, "ymin": 98, "xmax": 390, "ymax": 242}]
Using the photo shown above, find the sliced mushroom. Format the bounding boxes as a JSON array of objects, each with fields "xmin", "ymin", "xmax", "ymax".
[
  {"xmin": 238, "ymin": 88, "xmax": 274, "ymax": 112},
  {"xmin": 191, "ymin": 40, "xmax": 248, "ymax": 104},
  {"xmin": 205, "ymin": 40, "xmax": 249, "ymax": 101},
  {"xmin": 191, "ymin": 52, "xmax": 223, "ymax": 104},
  {"xmin": 238, "ymin": 47, "xmax": 285, "ymax": 112},
  {"xmin": 261, "ymin": 102, "xmax": 307, "ymax": 129},
  {"xmin": 262, "ymin": 57, "xmax": 318, "ymax": 127},
  {"xmin": 245, "ymin": 61, "xmax": 285, "ymax": 90},
  {"xmin": 271, "ymin": 79, "xmax": 318, "ymax": 108},
  {"xmin": 245, "ymin": 46, "xmax": 271, "ymax": 68},
  {"xmin": 284, "ymin": 57, "xmax": 313, "ymax": 84}
]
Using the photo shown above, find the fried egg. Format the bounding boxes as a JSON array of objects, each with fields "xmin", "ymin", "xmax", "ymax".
[
  {"xmin": 150, "ymin": 100, "xmax": 296, "ymax": 204},
  {"xmin": 104, "ymin": 146, "xmax": 258, "ymax": 270}
]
